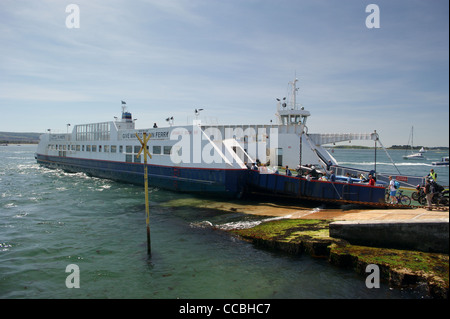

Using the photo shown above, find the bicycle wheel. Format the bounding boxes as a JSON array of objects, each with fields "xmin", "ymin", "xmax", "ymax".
[
  {"xmin": 418, "ymin": 196, "xmax": 427, "ymax": 205},
  {"xmin": 399, "ymin": 195, "xmax": 411, "ymax": 206}
]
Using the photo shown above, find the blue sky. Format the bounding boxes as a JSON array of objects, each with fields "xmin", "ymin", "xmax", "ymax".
[{"xmin": 0, "ymin": 0, "xmax": 448, "ymax": 147}]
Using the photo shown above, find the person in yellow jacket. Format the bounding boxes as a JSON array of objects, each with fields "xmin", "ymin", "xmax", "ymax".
[{"xmin": 427, "ymin": 169, "xmax": 437, "ymax": 181}]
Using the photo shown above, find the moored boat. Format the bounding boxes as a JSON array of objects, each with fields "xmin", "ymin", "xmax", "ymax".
[
  {"xmin": 432, "ymin": 156, "xmax": 449, "ymax": 166},
  {"xmin": 402, "ymin": 127, "xmax": 426, "ymax": 160}
]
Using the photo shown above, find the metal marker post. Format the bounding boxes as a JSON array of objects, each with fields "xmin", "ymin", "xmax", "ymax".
[{"xmin": 136, "ymin": 132, "xmax": 152, "ymax": 256}]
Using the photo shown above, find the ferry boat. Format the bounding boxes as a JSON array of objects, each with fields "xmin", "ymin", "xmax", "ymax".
[{"xmin": 36, "ymin": 79, "xmax": 388, "ymax": 203}]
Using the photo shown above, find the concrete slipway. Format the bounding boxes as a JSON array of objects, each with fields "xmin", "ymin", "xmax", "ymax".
[
  {"xmin": 249, "ymin": 206, "xmax": 449, "ymax": 254},
  {"xmin": 166, "ymin": 198, "xmax": 449, "ymax": 254}
]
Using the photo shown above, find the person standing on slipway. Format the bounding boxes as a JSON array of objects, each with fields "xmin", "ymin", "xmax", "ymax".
[{"xmin": 424, "ymin": 179, "xmax": 433, "ymax": 211}]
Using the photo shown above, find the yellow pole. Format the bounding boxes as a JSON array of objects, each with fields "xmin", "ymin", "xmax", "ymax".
[{"xmin": 136, "ymin": 132, "xmax": 152, "ymax": 256}]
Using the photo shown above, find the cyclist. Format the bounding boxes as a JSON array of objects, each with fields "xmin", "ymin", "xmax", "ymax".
[{"xmin": 388, "ymin": 176, "xmax": 398, "ymax": 204}]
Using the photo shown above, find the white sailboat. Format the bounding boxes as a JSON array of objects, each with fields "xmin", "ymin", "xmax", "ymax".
[{"xmin": 402, "ymin": 126, "xmax": 425, "ymax": 159}]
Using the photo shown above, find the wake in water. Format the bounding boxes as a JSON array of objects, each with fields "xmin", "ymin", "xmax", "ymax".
[
  {"xmin": 190, "ymin": 215, "xmax": 288, "ymax": 231},
  {"xmin": 190, "ymin": 207, "xmax": 323, "ymax": 231}
]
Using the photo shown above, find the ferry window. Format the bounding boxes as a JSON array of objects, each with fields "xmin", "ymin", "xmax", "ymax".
[
  {"xmin": 82, "ymin": 145, "xmax": 85, "ymax": 151},
  {"xmin": 76, "ymin": 145, "xmax": 80, "ymax": 151},
  {"xmin": 111, "ymin": 145, "xmax": 117, "ymax": 153},
  {"xmin": 153, "ymin": 146, "xmax": 161, "ymax": 154},
  {"xmin": 75, "ymin": 122, "xmax": 110, "ymax": 141},
  {"xmin": 134, "ymin": 145, "xmax": 140, "ymax": 154},
  {"xmin": 126, "ymin": 154, "xmax": 133, "ymax": 162},
  {"xmin": 163, "ymin": 146, "xmax": 171, "ymax": 155},
  {"xmin": 126, "ymin": 145, "xmax": 132, "ymax": 153},
  {"xmin": 134, "ymin": 154, "xmax": 141, "ymax": 163},
  {"xmin": 99, "ymin": 145, "xmax": 102, "ymax": 152},
  {"xmin": 92, "ymin": 145, "xmax": 97, "ymax": 152},
  {"xmin": 104, "ymin": 145, "xmax": 109, "ymax": 152},
  {"xmin": 119, "ymin": 145, "xmax": 123, "ymax": 153},
  {"xmin": 86, "ymin": 145, "xmax": 91, "ymax": 152}
]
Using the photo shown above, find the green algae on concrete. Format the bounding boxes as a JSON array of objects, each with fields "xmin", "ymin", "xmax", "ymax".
[
  {"xmin": 232, "ymin": 219, "xmax": 331, "ymax": 242},
  {"xmin": 231, "ymin": 218, "xmax": 449, "ymax": 298},
  {"xmin": 329, "ymin": 243, "xmax": 449, "ymax": 298},
  {"xmin": 232, "ymin": 219, "xmax": 341, "ymax": 257}
]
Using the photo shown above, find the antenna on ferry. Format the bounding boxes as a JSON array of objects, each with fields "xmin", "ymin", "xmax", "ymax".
[
  {"xmin": 290, "ymin": 78, "xmax": 299, "ymax": 110},
  {"xmin": 195, "ymin": 108, "xmax": 204, "ymax": 117}
]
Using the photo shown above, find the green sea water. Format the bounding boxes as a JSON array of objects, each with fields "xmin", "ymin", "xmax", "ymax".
[{"xmin": 1, "ymin": 145, "xmax": 439, "ymax": 299}]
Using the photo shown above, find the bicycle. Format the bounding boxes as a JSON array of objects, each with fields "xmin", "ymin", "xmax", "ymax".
[
  {"xmin": 386, "ymin": 188, "xmax": 411, "ymax": 206},
  {"xmin": 393, "ymin": 189, "xmax": 411, "ymax": 206}
]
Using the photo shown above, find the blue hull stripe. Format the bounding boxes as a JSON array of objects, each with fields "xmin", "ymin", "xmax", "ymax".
[
  {"xmin": 36, "ymin": 154, "xmax": 385, "ymax": 203},
  {"xmin": 36, "ymin": 154, "xmax": 247, "ymax": 198}
]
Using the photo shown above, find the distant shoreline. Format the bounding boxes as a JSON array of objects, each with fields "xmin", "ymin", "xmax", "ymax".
[
  {"xmin": 0, "ymin": 131, "xmax": 41, "ymax": 144},
  {"xmin": 0, "ymin": 142, "xmax": 38, "ymax": 145}
]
